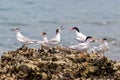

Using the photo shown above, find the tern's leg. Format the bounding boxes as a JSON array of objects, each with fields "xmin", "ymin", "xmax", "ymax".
[
  {"xmin": 18, "ymin": 44, "xmax": 26, "ymax": 50},
  {"xmin": 22, "ymin": 44, "xmax": 26, "ymax": 48},
  {"xmin": 21, "ymin": 44, "xmax": 28, "ymax": 50},
  {"xmin": 99, "ymin": 53, "xmax": 104, "ymax": 58},
  {"xmin": 102, "ymin": 53, "xmax": 105, "ymax": 57}
]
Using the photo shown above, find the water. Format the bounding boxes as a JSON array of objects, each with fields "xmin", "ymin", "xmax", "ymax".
[{"xmin": 0, "ymin": 0, "xmax": 120, "ymax": 61}]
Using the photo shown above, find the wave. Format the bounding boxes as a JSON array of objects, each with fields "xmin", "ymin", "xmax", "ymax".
[
  {"xmin": 0, "ymin": 22, "xmax": 29, "ymax": 26},
  {"xmin": 38, "ymin": 20, "xmax": 59, "ymax": 24},
  {"xmin": 106, "ymin": 37, "xmax": 120, "ymax": 47},
  {"xmin": 0, "ymin": 8, "xmax": 11, "ymax": 11},
  {"xmin": 86, "ymin": 20, "xmax": 120, "ymax": 26}
]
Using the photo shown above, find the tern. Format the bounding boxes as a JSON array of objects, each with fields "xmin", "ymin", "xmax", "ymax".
[
  {"xmin": 92, "ymin": 38, "xmax": 109, "ymax": 57},
  {"xmin": 45, "ymin": 26, "xmax": 64, "ymax": 47},
  {"xmin": 70, "ymin": 27, "xmax": 87, "ymax": 42},
  {"xmin": 36, "ymin": 32, "xmax": 48, "ymax": 45},
  {"xmin": 68, "ymin": 36, "xmax": 95, "ymax": 51},
  {"xmin": 11, "ymin": 27, "xmax": 37, "ymax": 47}
]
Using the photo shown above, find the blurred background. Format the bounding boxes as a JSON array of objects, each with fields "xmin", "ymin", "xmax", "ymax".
[{"xmin": 0, "ymin": 0, "xmax": 120, "ymax": 60}]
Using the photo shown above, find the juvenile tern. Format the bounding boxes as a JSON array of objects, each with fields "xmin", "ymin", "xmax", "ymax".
[
  {"xmin": 70, "ymin": 27, "xmax": 87, "ymax": 42},
  {"xmin": 41, "ymin": 32, "xmax": 48, "ymax": 42},
  {"xmin": 92, "ymin": 38, "xmax": 109, "ymax": 57},
  {"xmin": 11, "ymin": 27, "xmax": 37, "ymax": 47},
  {"xmin": 68, "ymin": 36, "xmax": 95, "ymax": 51},
  {"xmin": 36, "ymin": 32, "xmax": 48, "ymax": 45}
]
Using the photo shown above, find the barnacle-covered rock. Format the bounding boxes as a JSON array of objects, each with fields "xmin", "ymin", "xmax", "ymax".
[{"xmin": 0, "ymin": 46, "xmax": 119, "ymax": 79}]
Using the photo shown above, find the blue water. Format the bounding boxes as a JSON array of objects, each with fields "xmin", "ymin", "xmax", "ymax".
[{"xmin": 0, "ymin": 0, "xmax": 120, "ymax": 60}]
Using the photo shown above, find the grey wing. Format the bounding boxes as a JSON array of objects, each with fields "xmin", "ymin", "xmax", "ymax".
[
  {"xmin": 94, "ymin": 46, "xmax": 103, "ymax": 53},
  {"xmin": 36, "ymin": 40, "xmax": 46, "ymax": 44},
  {"xmin": 48, "ymin": 40, "xmax": 60, "ymax": 45},
  {"xmin": 21, "ymin": 36, "xmax": 35, "ymax": 43},
  {"xmin": 68, "ymin": 44, "xmax": 80, "ymax": 50}
]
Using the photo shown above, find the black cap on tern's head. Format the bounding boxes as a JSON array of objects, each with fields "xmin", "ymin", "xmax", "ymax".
[
  {"xmin": 56, "ymin": 29, "xmax": 60, "ymax": 34},
  {"xmin": 85, "ymin": 36, "xmax": 92, "ymax": 42},
  {"xmin": 41, "ymin": 32, "xmax": 47, "ymax": 36},
  {"xmin": 103, "ymin": 38, "xmax": 107, "ymax": 41},
  {"xmin": 72, "ymin": 27, "xmax": 80, "ymax": 32},
  {"xmin": 56, "ymin": 26, "xmax": 64, "ymax": 34},
  {"xmin": 11, "ymin": 27, "xmax": 20, "ymax": 31}
]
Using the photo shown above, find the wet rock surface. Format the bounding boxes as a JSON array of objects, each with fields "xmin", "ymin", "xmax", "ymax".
[{"xmin": 0, "ymin": 46, "xmax": 120, "ymax": 80}]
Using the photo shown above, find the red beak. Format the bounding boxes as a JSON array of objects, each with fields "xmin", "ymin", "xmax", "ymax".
[{"xmin": 69, "ymin": 28, "xmax": 73, "ymax": 31}]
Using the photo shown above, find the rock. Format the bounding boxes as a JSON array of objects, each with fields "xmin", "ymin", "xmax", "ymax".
[{"xmin": 0, "ymin": 46, "xmax": 119, "ymax": 79}]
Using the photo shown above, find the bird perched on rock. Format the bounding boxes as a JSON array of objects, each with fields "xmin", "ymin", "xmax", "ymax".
[
  {"xmin": 70, "ymin": 27, "xmax": 87, "ymax": 42},
  {"xmin": 44, "ymin": 26, "xmax": 64, "ymax": 47},
  {"xmin": 68, "ymin": 36, "xmax": 95, "ymax": 51},
  {"xmin": 36, "ymin": 32, "xmax": 48, "ymax": 45},
  {"xmin": 11, "ymin": 27, "xmax": 37, "ymax": 48},
  {"xmin": 41, "ymin": 32, "xmax": 48, "ymax": 42},
  {"xmin": 36, "ymin": 26, "xmax": 64, "ymax": 53},
  {"xmin": 92, "ymin": 38, "xmax": 109, "ymax": 57}
]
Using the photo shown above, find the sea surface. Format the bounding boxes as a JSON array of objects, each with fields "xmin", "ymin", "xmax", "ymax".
[{"xmin": 0, "ymin": 0, "xmax": 120, "ymax": 61}]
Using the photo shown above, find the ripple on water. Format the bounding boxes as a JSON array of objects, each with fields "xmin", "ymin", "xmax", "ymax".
[
  {"xmin": 0, "ymin": 22, "xmax": 29, "ymax": 26},
  {"xmin": 0, "ymin": 8, "xmax": 11, "ymax": 11}
]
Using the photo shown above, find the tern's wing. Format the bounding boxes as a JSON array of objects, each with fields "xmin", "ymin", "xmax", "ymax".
[
  {"xmin": 36, "ymin": 40, "xmax": 47, "ymax": 44},
  {"xmin": 47, "ymin": 40, "xmax": 60, "ymax": 46},
  {"xmin": 48, "ymin": 35, "xmax": 60, "ymax": 44},
  {"xmin": 49, "ymin": 39, "xmax": 58, "ymax": 42},
  {"xmin": 77, "ymin": 33, "xmax": 86, "ymax": 41},
  {"xmin": 93, "ymin": 46, "xmax": 103, "ymax": 53},
  {"xmin": 20, "ymin": 36, "xmax": 36, "ymax": 43},
  {"xmin": 49, "ymin": 35, "xmax": 57, "ymax": 42},
  {"xmin": 68, "ymin": 44, "xmax": 80, "ymax": 50},
  {"xmin": 78, "ymin": 43, "xmax": 87, "ymax": 46},
  {"xmin": 78, "ymin": 33, "xmax": 86, "ymax": 38}
]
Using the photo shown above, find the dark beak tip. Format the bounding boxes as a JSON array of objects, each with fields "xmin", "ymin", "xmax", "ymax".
[{"xmin": 60, "ymin": 26, "xmax": 64, "ymax": 30}]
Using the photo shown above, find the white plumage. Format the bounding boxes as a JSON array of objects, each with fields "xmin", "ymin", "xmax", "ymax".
[
  {"xmin": 92, "ymin": 38, "xmax": 109, "ymax": 54},
  {"xmin": 11, "ymin": 27, "xmax": 36, "ymax": 47},
  {"xmin": 70, "ymin": 27, "xmax": 87, "ymax": 42},
  {"xmin": 68, "ymin": 36, "xmax": 95, "ymax": 51},
  {"xmin": 36, "ymin": 32, "xmax": 48, "ymax": 45},
  {"xmin": 45, "ymin": 26, "xmax": 64, "ymax": 47}
]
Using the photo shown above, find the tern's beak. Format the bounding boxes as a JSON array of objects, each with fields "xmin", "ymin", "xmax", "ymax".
[
  {"xmin": 60, "ymin": 26, "xmax": 64, "ymax": 30},
  {"xmin": 69, "ymin": 28, "xmax": 73, "ymax": 31}
]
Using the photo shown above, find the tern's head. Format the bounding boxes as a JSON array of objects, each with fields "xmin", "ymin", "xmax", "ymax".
[
  {"xmin": 70, "ymin": 27, "xmax": 80, "ymax": 32},
  {"xmin": 41, "ymin": 32, "xmax": 47, "ymax": 36},
  {"xmin": 56, "ymin": 29, "xmax": 60, "ymax": 34},
  {"xmin": 11, "ymin": 27, "xmax": 20, "ymax": 31},
  {"xmin": 97, "ymin": 38, "xmax": 108, "ymax": 43},
  {"xmin": 103, "ymin": 38, "xmax": 107, "ymax": 41},
  {"xmin": 85, "ymin": 36, "xmax": 92, "ymax": 41},
  {"xmin": 56, "ymin": 26, "xmax": 64, "ymax": 34},
  {"xmin": 101, "ymin": 38, "xmax": 108, "ymax": 43},
  {"xmin": 59, "ymin": 26, "xmax": 64, "ymax": 30},
  {"xmin": 85, "ymin": 36, "xmax": 95, "ymax": 42}
]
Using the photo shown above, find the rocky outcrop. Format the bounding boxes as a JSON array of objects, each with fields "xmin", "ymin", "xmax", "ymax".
[{"xmin": 0, "ymin": 46, "xmax": 120, "ymax": 80}]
